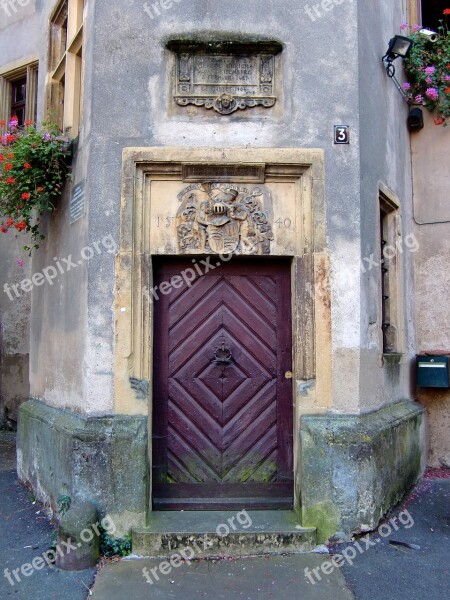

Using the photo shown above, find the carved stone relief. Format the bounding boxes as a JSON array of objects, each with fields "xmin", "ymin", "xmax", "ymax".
[{"xmin": 176, "ymin": 182, "xmax": 274, "ymax": 255}]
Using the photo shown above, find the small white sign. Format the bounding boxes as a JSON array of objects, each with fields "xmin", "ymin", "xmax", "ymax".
[{"xmin": 70, "ymin": 180, "xmax": 86, "ymax": 224}]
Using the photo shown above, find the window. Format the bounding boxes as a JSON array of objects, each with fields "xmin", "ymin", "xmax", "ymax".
[
  {"xmin": 11, "ymin": 79, "xmax": 27, "ymax": 126},
  {"xmin": 379, "ymin": 194, "xmax": 403, "ymax": 354},
  {"xmin": 421, "ymin": 0, "xmax": 447, "ymax": 30},
  {"xmin": 0, "ymin": 63, "xmax": 38, "ymax": 132},
  {"xmin": 48, "ymin": 0, "xmax": 84, "ymax": 137},
  {"xmin": 410, "ymin": 0, "xmax": 446, "ymax": 30}
]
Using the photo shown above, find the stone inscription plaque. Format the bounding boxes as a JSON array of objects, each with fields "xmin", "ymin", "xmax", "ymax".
[{"xmin": 171, "ymin": 41, "xmax": 281, "ymax": 114}]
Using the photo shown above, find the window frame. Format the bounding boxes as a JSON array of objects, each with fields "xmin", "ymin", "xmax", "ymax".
[
  {"xmin": 0, "ymin": 62, "xmax": 38, "ymax": 133},
  {"xmin": 48, "ymin": 0, "xmax": 84, "ymax": 138},
  {"xmin": 378, "ymin": 190, "xmax": 404, "ymax": 357},
  {"xmin": 409, "ymin": 0, "xmax": 421, "ymax": 26}
]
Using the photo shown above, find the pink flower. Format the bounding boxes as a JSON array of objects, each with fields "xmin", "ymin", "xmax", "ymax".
[
  {"xmin": 425, "ymin": 87, "xmax": 439, "ymax": 101},
  {"xmin": 415, "ymin": 94, "xmax": 424, "ymax": 103},
  {"xmin": 413, "ymin": 24, "xmax": 421, "ymax": 31},
  {"xmin": 443, "ymin": 75, "xmax": 450, "ymax": 82},
  {"xmin": 400, "ymin": 22, "xmax": 408, "ymax": 30},
  {"xmin": 16, "ymin": 259, "xmax": 24, "ymax": 268},
  {"xmin": 401, "ymin": 82, "xmax": 411, "ymax": 90},
  {"xmin": 426, "ymin": 76, "xmax": 433, "ymax": 84},
  {"xmin": 9, "ymin": 116, "xmax": 18, "ymax": 129},
  {"xmin": 425, "ymin": 66, "xmax": 436, "ymax": 75}
]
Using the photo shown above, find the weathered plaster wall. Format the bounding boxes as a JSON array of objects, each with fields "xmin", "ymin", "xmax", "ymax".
[
  {"xmin": 0, "ymin": 3, "xmax": 40, "ymax": 426},
  {"xmin": 412, "ymin": 110, "xmax": 450, "ymax": 468},
  {"xmin": 21, "ymin": 1, "xmax": 102, "ymax": 414},
  {"xmin": 355, "ymin": 0, "xmax": 417, "ymax": 413},
  {"xmin": 0, "ymin": 238, "xmax": 30, "ymax": 426}
]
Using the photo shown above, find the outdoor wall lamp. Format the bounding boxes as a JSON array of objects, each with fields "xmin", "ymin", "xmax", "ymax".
[{"xmin": 382, "ymin": 35, "xmax": 413, "ymax": 77}]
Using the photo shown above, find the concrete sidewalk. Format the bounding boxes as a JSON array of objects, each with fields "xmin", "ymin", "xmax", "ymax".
[{"xmin": 91, "ymin": 554, "xmax": 355, "ymax": 599}]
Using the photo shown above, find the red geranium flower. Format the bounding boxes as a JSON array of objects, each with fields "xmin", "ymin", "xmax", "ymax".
[
  {"xmin": 21, "ymin": 192, "xmax": 31, "ymax": 200},
  {"xmin": 23, "ymin": 163, "xmax": 31, "ymax": 169},
  {"xmin": 6, "ymin": 153, "xmax": 14, "ymax": 159},
  {"xmin": 6, "ymin": 218, "xmax": 14, "ymax": 227},
  {"xmin": 5, "ymin": 177, "xmax": 15, "ymax": 184},
  {"xmin": 0, "ymin": 226, "xmax": 8, "ymax": 234},
  {"xmin": 15, "ymin": 221, "xmax": 27, "ymax": 231},
  {"xmin": 5, "ymin": 135, "xmax": 15, "ymax": 143},
  {"xmin": 24, "ymin": 120, "xmax": 33, "ymax": 126},
  {"xmin": 0, "ymin": 155, "xmax": 3, "ymax": 162},
  {"xmin": 0, "ymin": 120, "xmax": 6, "ymax": 127},
  {"xmin": 445, "ymin": 87, "xmax": 450, "ymax": 94},
  {"xmin": 36, "ymin": 187, "xmax": 44, "ymax": 192},
  {"xmin": 4, "ymin": 163, "xmax": 13, "ymax": 171},
  {"xmin": 444, "ymin": 8, "xmax": 450, "ymax": 15}
]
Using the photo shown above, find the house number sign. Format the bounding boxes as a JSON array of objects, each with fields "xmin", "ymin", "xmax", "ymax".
[{"xmin": 334, "ymin": 125, "xmax": 350, "ymax": 144}]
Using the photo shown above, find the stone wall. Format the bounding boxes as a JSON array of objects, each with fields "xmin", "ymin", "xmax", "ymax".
[
  {"xmin": 0, "ymin": 237, "xmax": 30, "ymax": 427},
  {"xmin": 300, "ymin": 400, "xmax": 425, "ymax": 542},
  {"xmin": 17, "ymin": 399, "xmax": 148, "ymax": 536}
]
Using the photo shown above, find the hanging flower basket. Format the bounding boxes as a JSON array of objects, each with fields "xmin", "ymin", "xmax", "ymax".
[
  {"xmin": 400, "ymin": 10, "xmax": 450, "ymax": 126},
  {"xmin": 0, "ymin": 117, "xmax": 72, "ymax": 253}
]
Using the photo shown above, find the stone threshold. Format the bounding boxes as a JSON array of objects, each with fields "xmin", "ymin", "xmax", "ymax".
[{"xmin": 132, "ymin": 510, "xmax": 317, "ymax": 558}]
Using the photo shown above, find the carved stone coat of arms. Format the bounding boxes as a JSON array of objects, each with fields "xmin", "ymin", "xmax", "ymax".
[{"xmin": 176, "ymin": 183, "xmax": 274, "ymax": 255}]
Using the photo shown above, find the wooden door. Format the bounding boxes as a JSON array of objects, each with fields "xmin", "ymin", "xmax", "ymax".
[{"xmin": 152, "ymin": 258, "xmax": 293, "ymax": 510}]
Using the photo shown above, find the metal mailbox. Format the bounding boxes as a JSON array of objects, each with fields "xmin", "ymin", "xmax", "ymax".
[{"xmin": 416, "ymin": 355, "xmax": 450, "ymax": 388}]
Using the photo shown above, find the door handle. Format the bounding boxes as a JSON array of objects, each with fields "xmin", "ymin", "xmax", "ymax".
[{"xmin": 213, "ymin": 342, "xmax": 233, "ymax": 367}]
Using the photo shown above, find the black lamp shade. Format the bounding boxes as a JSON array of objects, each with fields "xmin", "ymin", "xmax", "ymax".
[{"xmin": 387, "ymin": 35, "xmax": 413, "ymax": 59}]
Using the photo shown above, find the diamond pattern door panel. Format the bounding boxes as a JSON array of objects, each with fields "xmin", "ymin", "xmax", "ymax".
[{"xmin": 152, "ymin": 259, "xmax": 293, "ymax": 510}]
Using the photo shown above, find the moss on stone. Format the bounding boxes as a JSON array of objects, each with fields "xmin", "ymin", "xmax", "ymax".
[{"xmin": 302, "ymin": 501, "xmax": 341, "ymax": 543}]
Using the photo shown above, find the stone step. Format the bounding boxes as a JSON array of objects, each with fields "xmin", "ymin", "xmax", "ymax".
[{"xmin": 132, "ymin": 511, "xmax": 317, "ymax": 558}]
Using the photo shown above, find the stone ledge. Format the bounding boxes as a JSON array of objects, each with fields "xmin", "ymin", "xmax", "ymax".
[
  {"xmin": 17, "ymin": 399, "xmax": 148, "ymax": 537},
  {"xmin": 300, "ymin": 400, "xmax": 426, "ymax": 542}
]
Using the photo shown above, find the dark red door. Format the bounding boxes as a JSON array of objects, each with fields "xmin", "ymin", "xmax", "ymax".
[{"xmin": 152, "ymin": 258, "xmax": 293, "ymax": 510}]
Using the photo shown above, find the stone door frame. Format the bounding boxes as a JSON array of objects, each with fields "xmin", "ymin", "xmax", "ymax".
[{"xmin": 115, "ymin": 147, "xmax": 331, "ymax": 513}]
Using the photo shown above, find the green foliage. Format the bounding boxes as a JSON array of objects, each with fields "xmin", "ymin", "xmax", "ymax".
[
  {"xmin": 402, "ymin": 16, "xmax": 450, "ymax": 125},
  {"xmin": 0, "ymin": 118, "xmax": 71, "ymax": 252},
  {"xmin": 57, "ymin": 494, "xmax": 72, "ymax": 516},
  {"xmin": 99, "ymin": 532, "xmax": 132, "ymax": 557}
]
